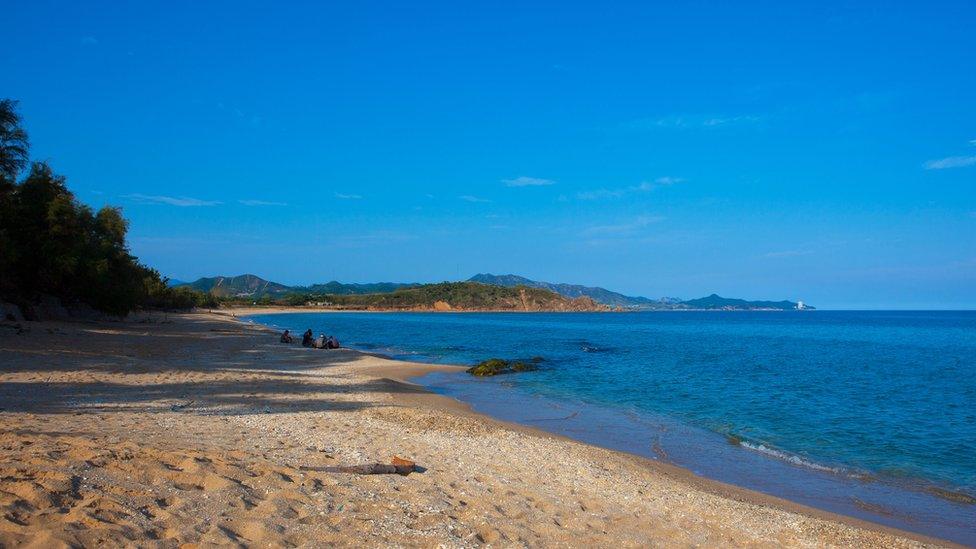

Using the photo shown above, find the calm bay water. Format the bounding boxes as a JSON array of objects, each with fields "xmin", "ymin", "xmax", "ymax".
[{"xmin": 247, "ymin": 311, "xmax": 976, "ymax": 544}]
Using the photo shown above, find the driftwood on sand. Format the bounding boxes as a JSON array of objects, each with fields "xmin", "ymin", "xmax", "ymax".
[{"xmin": 300, "ymin": 456, "xmax": 423, "ymax": 476}]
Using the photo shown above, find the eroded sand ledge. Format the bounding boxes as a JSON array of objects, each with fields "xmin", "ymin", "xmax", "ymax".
[{"xmin": 0, "ymin": 312, "xmax": 951, "ymax": 547}]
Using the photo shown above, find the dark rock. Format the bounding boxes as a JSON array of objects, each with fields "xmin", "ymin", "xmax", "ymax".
[
  {"xmin": 467, "ymin": 358, "xmax": 538, "ymax": 376},
  {"xmin": 511, "ymin": 361, "xmax": 538, "ymax": 372}
]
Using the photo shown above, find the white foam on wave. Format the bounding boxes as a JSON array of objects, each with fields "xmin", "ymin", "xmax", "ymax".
[{"xmin": 739, "ymin": 441, "xmax": 845, "ymax": 474}]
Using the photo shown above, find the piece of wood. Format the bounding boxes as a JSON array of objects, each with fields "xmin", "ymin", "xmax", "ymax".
[
  {"xmin": 300, "ymin": 459, "xmax": 420, "ymax": 476},
  {"xmin": 391, "ymin": 456, "xmax": 415, "ymax": 468}
]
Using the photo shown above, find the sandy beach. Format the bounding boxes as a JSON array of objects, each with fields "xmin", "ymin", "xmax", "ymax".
[{"xmin": 0, "ymin": 312, "xmax": 954, "ymax": 547}]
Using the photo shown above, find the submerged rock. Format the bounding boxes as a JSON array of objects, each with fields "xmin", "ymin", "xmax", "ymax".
[
  {"xmin": 466, "ymin": 358, "xmax": 539, "ymax": 376},
  {"xmin": 466, "ymin": 358, "xmax": 509, "ymax": 376}
]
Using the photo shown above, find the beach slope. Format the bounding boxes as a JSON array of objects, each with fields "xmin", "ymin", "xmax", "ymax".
[{"xmin": 0, "ymin": 312, "xmax": 945, "ymax": 547}]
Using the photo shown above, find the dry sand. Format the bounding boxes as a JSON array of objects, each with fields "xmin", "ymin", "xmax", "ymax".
[{"xmin": 0, "ymin": 311, "xmax": 953, "ymax": 547}]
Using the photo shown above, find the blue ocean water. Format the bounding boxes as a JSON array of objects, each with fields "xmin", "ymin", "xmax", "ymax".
[{"xmin": 247, "ymin": 311, "xmax": 976, "ymax": 543}]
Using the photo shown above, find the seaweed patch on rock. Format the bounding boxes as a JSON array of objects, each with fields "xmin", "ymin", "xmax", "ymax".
[{"xmin": 466, "ymin": 358, "xmax": 539, "ymax": 376}]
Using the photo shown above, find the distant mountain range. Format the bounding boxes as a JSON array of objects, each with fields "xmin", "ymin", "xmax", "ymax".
[
  {"xmin": 470, "ymin": 274, "xmax": 810, "ymax": 310},
  {"xmin": 175, "ymin": 276, "xmax": 418, "ymax": 298},
  {"xmin": 178, "ymin": 274, "xmax": 292, "ymax": 298},
  {"xmin": 173, "ymin": 273, "xmax": 812, "ymax": 310},
  {"xmin": 296, "ymin": 281, "xmax": 419, "ymax": 295},
  {"xmin": 318, "ymin": 282, "xmax": 606, "ymax": 312},
  {"xmin": 468, "ymin": 273, "xmax": 675, "ymax": 308}
]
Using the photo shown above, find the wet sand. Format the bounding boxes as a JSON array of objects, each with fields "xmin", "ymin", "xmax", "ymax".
[{"xmin": 0, "ymin": 311, "xmax": 955, "ymax": 547}]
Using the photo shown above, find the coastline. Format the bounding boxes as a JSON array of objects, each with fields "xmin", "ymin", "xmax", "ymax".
[
  {"xmin": 241, "ymin": 309, "xmax": 976, "ymax": 545},
  {"xmin": 219, "ymin": 306, "xmax": 617, "ymax": 314},
  {"xmin": 363, "ymin": 364, "xmax": 958, "ymax": 548},
  {"xmin": 220, "ymin": 313, "xmax": 974, "ymax": 547},
  {"xmin": 220, "ymin": 306, "xmax": 813, "ymax": 315},
  {"xmin": 0, "ymin": 311, "xmax": 955, "ymax": 547}
]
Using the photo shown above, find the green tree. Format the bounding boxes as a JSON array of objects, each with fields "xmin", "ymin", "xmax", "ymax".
[
  {"xmin": 0, "ymin": 100, "xmax": 29, "ymax": 296},
  {"xmin": 0, "ymin": 98, "xmax": 207, "ymax": 316},
  {"xmin": 0, "ymin": 99, "xmax": 29, "ymax": 181}
]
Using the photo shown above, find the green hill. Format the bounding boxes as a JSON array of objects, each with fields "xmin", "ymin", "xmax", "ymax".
[
  {"xmin": 296, "ymin": 281, "xmax": 420, "ymax": 295},
  {"xmin": 314, "ymin": 282, "xmax": 607, "ymax": 311},
  {"xmin": 679, "ymin": 294, "xmax": 812, "ymax": 311},
  {"xmin": 181, "ymin": 275, "xmax": 292, "ymax": 298},
  {"xmin": 468, "ymin": 273, "xmax": 668, "ymax": 307},
  {"xmin": 469, "ymin": 274, "xmax": 813, "ymax": 310},
  {"xmin": 176, "ymin": 273, "xmax": 813, "ymax": 311},
  {"xmin": 177, "ymin": 276, "xmax": 421, "ymax": 299}
]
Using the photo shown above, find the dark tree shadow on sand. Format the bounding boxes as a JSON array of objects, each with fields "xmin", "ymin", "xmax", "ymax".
[{"xmin": 0, "ymin": 313, "xmax": 431, "ymax": 416}]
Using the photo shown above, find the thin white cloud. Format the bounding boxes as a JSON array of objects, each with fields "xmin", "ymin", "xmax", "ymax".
[
  {"xmin": 334, "ymin": 193, "xmax": 363, "ymax": 199},
  {"xmin": 502, "ymin": 176, "xmax": 556, "ymax": 187},
  {"xmin": 581, "ymin": 215, "xmax": 665, "ymax": 236},
  {"xmin": 459, "ymin": 195, "xmax": 491, "ymax": 203},
  {"xmin": 216, "ymin": 101, "xmax": 262, "ymax": 127},
  {"xmin": 701, "ymin": 115, "xmax": 759, "ymax": 127},
  {"xmin": 924, "ymin": 156, "xmax": 976, "ymax": 170},
  {"xmin": 969, "ymin": 139, "xmax": 976, "ymax": 146},
  {"xmin": 627, "ymin": 114, "xmax": 760, "ymax": 130},
  {"xmin": 765, "ymin": 250, "xmax": 813, "ymax": 258},
  {"xmin": 127, "ymin": 194, "xmax": 221, "ymax": 207},
  {"xmin": 239, "ymin": 199, "xmax": 287, "ymax": 206},
  {"xmin": 577, "ymin": 188, "xmax": 625, "ymax": 200},
  {"xmin": 577, "ymin": 177, "xmax": 682, "ymax": 200},
  {"xmin": 329, "ymin": 231, "xmax": 415, "ymax": 248}
]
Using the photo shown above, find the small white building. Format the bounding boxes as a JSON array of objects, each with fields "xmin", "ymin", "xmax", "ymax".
[{"xmin": 796, "ymin": 301, "xmax": 805, "ymax": 310}]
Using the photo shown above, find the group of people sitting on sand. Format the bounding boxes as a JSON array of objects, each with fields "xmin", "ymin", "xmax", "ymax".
[{"xmin": 280, "ymin": 329, "xmax": 340, "ymax": 349}]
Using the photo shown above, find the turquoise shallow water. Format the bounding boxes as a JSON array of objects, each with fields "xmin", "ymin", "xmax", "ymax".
[{"xmin": 247, "ymin": 311, "xmax": 976, "ymax": 544}]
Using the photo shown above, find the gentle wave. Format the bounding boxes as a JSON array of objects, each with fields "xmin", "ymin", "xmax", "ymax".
[{"xmin": 738, "ymin": 440, "xmax": 847, "ymax": 475}]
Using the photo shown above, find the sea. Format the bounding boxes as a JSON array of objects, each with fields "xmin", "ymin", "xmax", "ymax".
[{"xmin": 245, "ymin": 310, "xmax": 976, "ymax": 545}]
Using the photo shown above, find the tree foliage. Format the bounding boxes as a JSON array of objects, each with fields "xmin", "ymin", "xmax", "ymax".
[
  {"xmin": 0, "ymin": 99, "xmax": 29, "ymax": 182},
  {"xmin": 0, "ymin": 99, "xmax": 213, "ymax": 315},
  {"xmin": 305, "ymin": 282, "xmax": 577, "ymax": 310}
]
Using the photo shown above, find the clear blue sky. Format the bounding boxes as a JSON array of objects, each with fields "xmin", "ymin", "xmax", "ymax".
[{"xmin": 3, "ymin": 1, "xmax": 974, "ymax": 308}]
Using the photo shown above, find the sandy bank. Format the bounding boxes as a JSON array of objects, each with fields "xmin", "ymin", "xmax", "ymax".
[{"xmin": 0, "ymin": 312, "xmax": 954, "ymax": 547}]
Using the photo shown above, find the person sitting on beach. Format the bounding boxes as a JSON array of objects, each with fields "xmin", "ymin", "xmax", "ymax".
[
  {"xmin": 326, "ymin": 335, "xmax": 340, "ymax": 349},
  {"xmin": 280, "ymin": 330, "xmax": 293, "ymax": 344},
  {"xmin": 301, "ymin": 329, "xmax": 313, "ymax": 347},
  {"xmin": 314, "ymin": 334, "xmax": 327, "ymax": 349}
]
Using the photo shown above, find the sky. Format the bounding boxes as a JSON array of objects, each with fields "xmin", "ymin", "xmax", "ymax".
[{"xmin": 2, "ymin": 1, "xmax": 975, "ymax": 309}]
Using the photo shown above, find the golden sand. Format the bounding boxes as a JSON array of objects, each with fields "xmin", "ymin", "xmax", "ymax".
[{"xmin": 0, "ymin": 312, "xmax": 950, "ymax": 547}]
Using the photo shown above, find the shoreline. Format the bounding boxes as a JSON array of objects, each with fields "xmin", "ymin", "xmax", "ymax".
[
  {"xmin": 218, "ymin": 306, "xmax": 812, "ymax": 315},
  {"xmin": 236, "ymin": 313, "xmax": 963, "ymax": 547},
  {"xmin": 0, "ymin": 311, "xmax": 958, "ymax": 547},
  {"xmin": 363, "ymin": 363, "xmax": 957, "ymax": 547}
]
